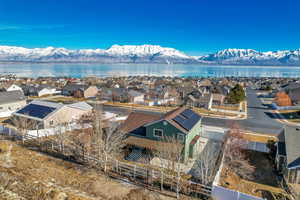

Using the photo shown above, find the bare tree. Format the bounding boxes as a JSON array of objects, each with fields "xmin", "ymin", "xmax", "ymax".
[
  {"xmin": 193, "ymin": 141, "xmax": 220, "ymax": 185},
  {"xmin": 51, "ymin": 111, "xmax": 73, "ymax": 154},
  {"xmin": 223, "ymin": 123, "xmax": 255, "ymax": 180},
  {"xmin": 81, "ymin": 104, "xmax": 126, "ymax": 172},
  {"xmin": 155, "ymin": 136, "xmax": 184, "ymax": 199},
  {"xmin": 67, "ymin": 127, "xmax": 93, "ymax": 162},
  {"xmin": 101, "ymin": 121, "xmax": 126, "ymax": 172},
  {"xmin": 10, "ymin": 116, "xmax": 36, "ymax": 143}
]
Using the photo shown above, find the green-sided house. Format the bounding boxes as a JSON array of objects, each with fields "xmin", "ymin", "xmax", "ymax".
[{"xmin": 122, "ymin": 107, "xmax": 202, "ymax": 162}]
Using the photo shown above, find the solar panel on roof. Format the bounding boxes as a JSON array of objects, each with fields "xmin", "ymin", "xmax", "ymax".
[
  {"xmin": 173, "ymin": 115, "xmax": 186, "ymax": 127},
  {"xmin": 181, "ymin": 114, "xmax": 201, "ymax": 131},
  {"xmin": 172, "ymin": 109, "xmax": 202, "ymax": 131},
  {"xmin": 16, "ymin": 104, "xmax": 56, "ymax": 119},
  {"xmin": 181, "ymin": 109, "xmax": 194, "ymax": 119}
]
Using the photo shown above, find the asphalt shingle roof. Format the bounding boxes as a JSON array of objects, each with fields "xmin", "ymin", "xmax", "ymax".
[
  {"xmin": 0, "ymin": 90, "xmax": 25, "ymax": 105},
  {"xmin": 284, "ymin": 126, "xmax": 300, "ymax": 169}
]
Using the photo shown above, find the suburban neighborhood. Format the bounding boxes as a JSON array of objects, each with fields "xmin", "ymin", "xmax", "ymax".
[{"xmin": 0, "ymin": 74, "xmax": 299, "ymax": 200}]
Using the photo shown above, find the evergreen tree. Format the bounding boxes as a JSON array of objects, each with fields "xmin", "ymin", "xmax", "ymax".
[{"xmin": 227, "ymin": 84, "xmax": 245, "ymax": 104}]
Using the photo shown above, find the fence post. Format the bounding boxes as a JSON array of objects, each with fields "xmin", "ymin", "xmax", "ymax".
[
  {"xmin": 161, "ymin": 170, "xmax": 164, "ymax": 191},
  {"xmin": 116, "ymin": 160, "xmax": 119, "ymax": 173},
  {"xmin": 133, "ymin": 165, "xmax": 136, "ymax": 179},
  {"xmin": 151, "ymin": 170, "xmax": 154, "ymax": 186}
]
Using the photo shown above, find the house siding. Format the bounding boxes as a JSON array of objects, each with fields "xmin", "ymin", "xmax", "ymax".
[
  {"xmin": 84, "ymin": 86, "xmax": 98, "ymax": 98},
  {"xmin": 184, "ymin": 119, "xmax": 202, "ymax": 161},
  {"xmin": 146, "ymin": 120, "xmax": 185, "ymax": 141},
  {"xmin": 145, "ymin": 119, "xmax": 202, "ymax": 161},
  {"xmin": 44, "ymin": 106, "xmax": 91, "ymax": 128},
  {"xmin": 132, "ymin": 95, "xmax": 144, "ymax": 103}
]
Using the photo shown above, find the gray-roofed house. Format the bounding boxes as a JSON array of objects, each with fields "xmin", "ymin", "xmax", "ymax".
[
  {"xmin": 185, "ymin": 92, "xmax": 213, "ymax": 109},
  {"xmin": 13, "ymin": 100, "xmax": 93, "ymax": 129},
  {"xmin": 0, "ymin": 90, "xmax": 26, "ymax": 117},
  {"xmin": 276, "ymin": 126, "xmax": 300, "ymax": 185},
  {"xmin": 128, "ymin": 90, "xmax": 144, "ymax": 103},
  {"xmin": 282, "ymin": 83, "xmax": 300, "ymax": 105},
  {"xmin": 62, "ymin": 84, "xmax": 98, "ymax": 98}
]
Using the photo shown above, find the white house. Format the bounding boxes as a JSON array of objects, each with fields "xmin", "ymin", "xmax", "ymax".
[
  {"xmin": 6, "ymin": 84, "xmax": 23, "ymax": 92},
  {"xmin": 128, "ymin": 90, "xmax": 145, "ymax": 103},
  {"xmin": 38, "ymin": 87, "xmax": 60, "ymax": 97},
  {"xmin": 0, "ymin": 90, "xmax": 26, "ymax": 117}
]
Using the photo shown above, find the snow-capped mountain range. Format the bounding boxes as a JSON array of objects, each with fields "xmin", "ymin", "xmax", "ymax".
[
  {"xmin": 0, "ymin": 44, "xmax": 299, "ymax": 66},
  {"xmin": 199, "ymin": 48, "xmax": 300, "ymax": 65}
]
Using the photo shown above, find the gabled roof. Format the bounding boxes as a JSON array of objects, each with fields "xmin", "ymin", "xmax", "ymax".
[
  {"xmin": 123, "ymin": 108, "xmax": 202, "ymax": 135},
  {"xmin": 0, "ymin": 90, "xmax": 25, "ymax": 105},
  {"xmin": 287, "ymin": 87, "xmax": 300, "ymax": 102},
  {"xmin": 282, "ymin": 82, "xmax": 300, "ymax": 91},
  {"xmin": 63, "ymin": 84, "xmax": 88, "ymax": 92},
  {"xmin": 284, "ymin": 126, "xmax": 300, "ymax": 169},
  {"xmin": 128, "ymin": 90, "xmax": 144, "ymax": 97},
  {"xmin": 14, "ymin": 100, "xmax": 92, "ymax": 121},
  {"xmin": 14, "ymin": 100, "xmax": 63, "ymax": 120},
  {"xmin": 146, "ymin": 107, "xmax": 202, "ymax": 134},
  {"xmin": 121, "ymin": 112, "xmax": 162, "ymax": 133},
  {"xmin": 67, "ymin": 102, "xmax": 93, "ymax": 111},
  {"xmin": 187, "ymin": 94, "xmax": 211, "ymax": 103}
]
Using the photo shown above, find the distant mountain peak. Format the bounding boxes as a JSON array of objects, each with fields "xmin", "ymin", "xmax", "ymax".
[
  {"xmin": 0, "ymin": 44, "xmax": 299, "ymax": 65},
  {"xmin": 0, "ymin": 44, "xmax": 194, "ymax": 64}
]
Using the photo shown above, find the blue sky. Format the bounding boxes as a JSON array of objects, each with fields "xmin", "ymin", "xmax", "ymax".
[{"xmin": 0, "ymin": 0, "xmax": 299, "ymax": 55}]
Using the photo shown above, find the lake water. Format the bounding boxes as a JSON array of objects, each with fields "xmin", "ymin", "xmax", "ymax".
[{"xmin": 1, "ymin": 63, "xmax": 300, "ymax": 78}]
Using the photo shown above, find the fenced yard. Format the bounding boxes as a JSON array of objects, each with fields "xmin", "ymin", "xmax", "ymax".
[{"xmin": 0, "ymin": 125, "xmax": 213, "ymax": 199}]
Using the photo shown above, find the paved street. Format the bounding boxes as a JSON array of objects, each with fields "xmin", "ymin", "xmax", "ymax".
[
  {"xmin": 203, "ymin": 88, "xmax": 283, "ymax": 135},
  {"xmin": 104, "ymin": 88, "xmax": 284, "ymax": 135}
]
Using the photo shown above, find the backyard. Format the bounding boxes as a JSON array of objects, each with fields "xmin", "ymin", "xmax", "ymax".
[{"xmin": 220, "ymin": 151, "xmax": 288, "ymax": 200}]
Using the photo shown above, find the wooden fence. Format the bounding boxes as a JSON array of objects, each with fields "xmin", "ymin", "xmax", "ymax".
[{"xmin": 0, "ymin": 127, "xmax": 212, "ymax": 199}]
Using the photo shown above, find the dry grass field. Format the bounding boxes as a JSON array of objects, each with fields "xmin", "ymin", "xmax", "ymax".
[{"xmin": 0, "ymin": 140, "xmax": 179, "ymax": 200}]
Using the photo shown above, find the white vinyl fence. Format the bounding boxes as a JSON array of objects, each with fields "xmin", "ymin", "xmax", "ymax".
[
  {"xmin": 0, "ymin": 123, "xmax": 91, "ymax": 140},
  {"xmin": 212, "ymin": 185, "xmax": 265, "ymax": 200}
]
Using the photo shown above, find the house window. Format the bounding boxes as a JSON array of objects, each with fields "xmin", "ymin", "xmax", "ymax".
[
  {"xmin": 50, "ymin": 120, "xmax": 54, "ymax": 126},
  {"xmin": 153, "ymin": 129, "xmax": 163, "ymax": 137},
  {"xmin": 177, "ymin": 134, "xmax": 184, "ymax": 142}
]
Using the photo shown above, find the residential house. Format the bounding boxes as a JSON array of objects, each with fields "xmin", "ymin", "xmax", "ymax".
[
  {"xmin": 5, "ymin": 84, "xmax": 23, "ymax": 92},
  {"xmin": 128, "ymin": 90, "xmax": 144, "ymax": 103},
  {"xmin": 0, "ymin": 90, "xmax": 26, "ymax": 117},
  {"xmin": 276, "ymin": 126, "xmax": 300, "ymax": 185},
  {"xmin": 111, "ymin": 88, "xmax": 129, "ymax": 102},
  {"xmin": 287, "ymin": 88, "xmax": 300, "ymax": 105},
  {"xmin": 21, "ymin": 84, "xmax": 59, "ymax": 97},
  {"xmin": 13, "ymin": 100, "xmax": 93, "ymax": 129},
  {"xmin": 37, "ymin": 86, "xmax": 59, "ymax": 97},
  {"xmin": 281, "ymin": 83, "xmax": 300, "ymax": 105},
  {"xmin": 185, "ymin": 93, "xmax": 212, "ymax": 109},
  {"xmin": 62, "ymin": 84, "xmax": 98, "ymax": 98},
  {"xmin": 211, "ymin": 93, "xmax": 225, "ymax": 106},
  {"xmin": 197, "ymin": 79, "xmax": 212, "ymax": 87},
  {"xmin": 144, "ymin": 88, "xmax": 177, "ymax": 106},
  {"xmin": 122, "ymin": 107, "xmax": 202, "ymax": 162}
]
